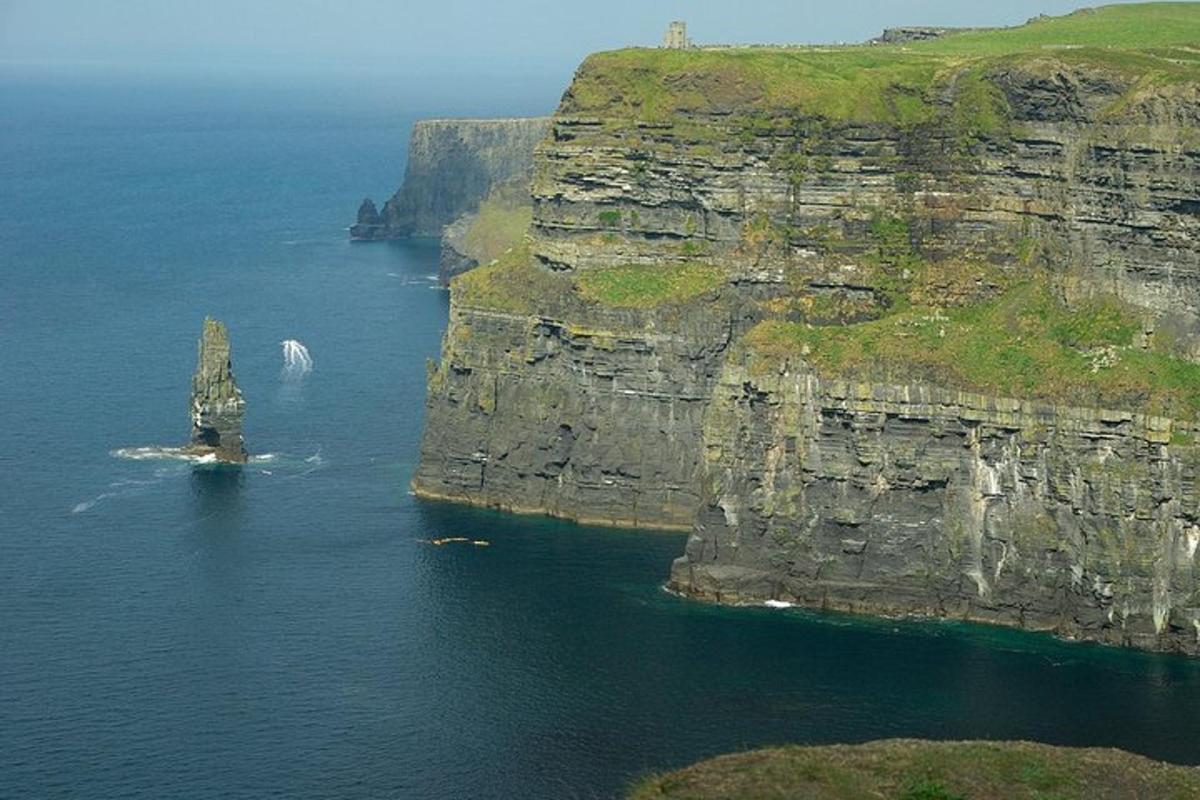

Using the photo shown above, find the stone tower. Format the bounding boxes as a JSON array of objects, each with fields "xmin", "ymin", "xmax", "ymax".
[{"xmin": 663, "ymin": 21, "xmax": 690, "ymax": 49}]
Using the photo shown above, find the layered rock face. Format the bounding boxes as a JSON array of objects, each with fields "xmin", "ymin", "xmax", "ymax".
[
  {"xmin": 413, "ymin": 287, "xmax": 761, "ymax": 529},
  {"xmin": 670, "ymin": 358, "xmax": 1200, "ymax": 653},
  {"xmin": 530, "ymin": 63, "xmax": 1200, "ymax": 330},
  {"xmin": 187, "ymin": 317, "xmax": 247, "ymax": 463},
  {"xmin": 416, "ymin": 11, "xmax": 1200, "ymax": 653},
  {"xmin": 351, "ymin": 117, "xmax": 550, "ymax": 240}
]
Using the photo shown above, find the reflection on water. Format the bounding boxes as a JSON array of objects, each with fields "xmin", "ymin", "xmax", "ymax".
[{"xmin": 189, "ymin": 466, "xmax": 245, "ymax": 526}]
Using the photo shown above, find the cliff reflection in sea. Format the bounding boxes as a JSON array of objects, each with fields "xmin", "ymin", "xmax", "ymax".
[{"xmin": 4, "ymin": 78, "xmax": 1200, "ymax": 800}]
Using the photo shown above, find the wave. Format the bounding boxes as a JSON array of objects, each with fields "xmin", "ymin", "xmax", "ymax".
[
  {"xmin": 72, "ymin": 474, "xmax": 172, "ymax": 514},
  {"xmin": 764, "ymin": 600, "xmax": 795, "ymax": 609},
  {"xmin": 112, "ymin": 446, "xmax": 216, "ymax": 463},
  {"xmin": 114, "ymin": 447, "xmax": 292, "ymax": 466},
  {"xmin": 388, "ymin": 272, "xmax": 447, "ymax": 288},
  {"xmin": 281, "ymin": 340, "xmax": 313, "ymax": 377}
]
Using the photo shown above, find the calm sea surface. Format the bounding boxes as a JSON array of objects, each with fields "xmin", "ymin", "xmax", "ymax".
[{"xmin": 3, "ymin": 78, "xmax": 1200, "ymax": 799}]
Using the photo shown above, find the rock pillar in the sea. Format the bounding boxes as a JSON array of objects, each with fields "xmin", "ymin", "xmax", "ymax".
[
  {"xmin": 349, "ymin": 197, "xmax": 384, "ymax": 239},
  {"xmin": 187, "ymin": 317, "xmax": 247, "ymax": 463}
]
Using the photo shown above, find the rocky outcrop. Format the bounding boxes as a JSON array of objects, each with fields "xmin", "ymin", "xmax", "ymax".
[
  {"xmin": 352, "ymin": 117, "xmax": 551, "ymax": 240},
  {"xmin": 415, "ymin": 11, "xmax": 1200, "ymax": 654},
  {"xmin": 871, "ymin": 27, "xmax": 980, "ymax": 44},
  {"xmin": 351, "ymin": 197, "xmax": 384, "ymax": 240},
  {"xmin": 438, "ymin": 213, "xmax": 477, "ymax": 282},
  {"xmin": 186, "ymin": 317, "xmax": 247, "ymax": 463}
]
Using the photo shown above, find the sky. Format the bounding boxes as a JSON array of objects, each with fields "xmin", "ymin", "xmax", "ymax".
[{"xmin": 0, "ymin": 1, "xmax": 1161, "ymax": 107}]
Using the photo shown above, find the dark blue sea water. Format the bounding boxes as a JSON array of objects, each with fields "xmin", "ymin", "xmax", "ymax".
[{"xmin": 3, "ymin": 76, "xmax": 1200, "ymax": 800}]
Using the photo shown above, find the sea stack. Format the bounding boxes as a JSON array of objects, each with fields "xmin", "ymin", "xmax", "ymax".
[{"xmin": 187, "ymin": 317, "xmax": 247, "ymax": 463}]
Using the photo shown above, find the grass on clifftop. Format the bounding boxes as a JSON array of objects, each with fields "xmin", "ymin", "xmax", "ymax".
[
  {"xmin": 452, "ymin": 243, "xmax": 571, "ymax": 314},
  {"xmin": 565, "ymin": 3, "xmax": 1200, "ymax": 123},
  {"xmin": 915, "ymin": 3, "xmax": 1200, "ymax": 54},
  {"xmin": 629, "ymin": 739, "xmax": 1200, "ymax": 800},
  {"xmin": 748, "ymin": 282, "xmax": 1200, "ymax": 419}
]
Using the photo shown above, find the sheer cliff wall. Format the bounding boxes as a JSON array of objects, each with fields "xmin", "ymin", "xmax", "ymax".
[
  {"xmin": 414, "ymin": 11, "xmax": 1200, "ymax": 653},
  {"xmin": 672, "ymin": 356, "xmax": 1200, "ymax": 653}
]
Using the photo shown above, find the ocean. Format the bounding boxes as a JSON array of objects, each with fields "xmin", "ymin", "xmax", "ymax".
[{"xmin": 2, "ymin": 75, "xmax": 1200, "ymax": 799}]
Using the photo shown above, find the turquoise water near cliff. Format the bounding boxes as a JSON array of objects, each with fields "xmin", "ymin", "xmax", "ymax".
[{"xmin": 3, "ymin": 78, "xmax": 1200, "ymax": 799}]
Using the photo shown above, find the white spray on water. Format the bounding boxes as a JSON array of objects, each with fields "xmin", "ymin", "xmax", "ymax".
[{"xmin": 281, "ymin": 339, "xmax": 313, "ymax": 378}]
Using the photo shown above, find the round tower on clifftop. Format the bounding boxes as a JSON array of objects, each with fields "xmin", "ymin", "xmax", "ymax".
[{"xmin": 663, "ymin": 20, "xmax": 691, "ymax": 49}]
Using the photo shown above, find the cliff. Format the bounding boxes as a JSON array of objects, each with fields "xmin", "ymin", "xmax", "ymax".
[
  {"xmin": 186, "ymin": 317, "xmax": 247, "ymax": 463},
  {"xmin": 351, "ymin": 117, "xmax": 550, "ymax": 240},
  {"xmin": 414, "ymin": 4, "xmax": 1200, "ymax": 653},
  {"xmin": 629, "ymin": 739, "xmax": 1200, "ymax": 799}
]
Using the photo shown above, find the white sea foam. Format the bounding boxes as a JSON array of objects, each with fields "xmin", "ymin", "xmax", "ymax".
[
  {"xmin": 113, "ymin": 446, "xmax": 212, "ymax": 462},
  {"xmin": 72, "ymin": 474, "xmax": 172, "ymax": 513},
  {"xmin": 281, "ymin": 339, "xmax": 313, "ymax": 378},
  {"xmin": 764, "ymin": 600, "xmax": 794, "ymax": 609},
  {"xmin": 72, "ymin": 498, "xmax": 103, "ymax": 513}
]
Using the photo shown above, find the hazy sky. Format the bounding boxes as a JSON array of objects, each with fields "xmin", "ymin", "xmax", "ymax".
[{"xmin": 0, "ymin": 1, "xmax": 1157, "ymax": 104}]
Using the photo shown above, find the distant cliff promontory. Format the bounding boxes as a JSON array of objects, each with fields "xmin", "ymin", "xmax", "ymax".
[{"xmin": 352, "ymin": 117, "xmax": 549, "ymax": 280}]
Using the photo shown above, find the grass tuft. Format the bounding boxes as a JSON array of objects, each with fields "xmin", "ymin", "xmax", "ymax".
[{"xmin": 575, "ymin": 263, "xmax": 725, "ymax": 308}]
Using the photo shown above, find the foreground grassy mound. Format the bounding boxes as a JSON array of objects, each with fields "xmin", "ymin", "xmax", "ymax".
[
  {"xmin": 630, "ymin": 739, "xmax": 1200, "ymax": 800},
  {"xmin": 565, "ymin": 3, "xmax": 1200, "ymax": 124}
]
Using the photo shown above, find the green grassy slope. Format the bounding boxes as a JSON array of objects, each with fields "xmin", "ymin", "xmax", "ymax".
[
  {"xmin": 564, "ymin": 3, "xmax": 1200, "ymax": 122},
  {"xmin": 917, "ymin": 3, "xmax": 1200, "ymax": 53}
]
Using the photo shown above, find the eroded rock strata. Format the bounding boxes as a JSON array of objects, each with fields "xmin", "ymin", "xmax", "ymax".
[
  {"xmin": 671, "ymin": 359, "xmax": 1200, "ymax": 653},
  {"xmin": 415, "ymin": 8, "xmax": 1200, "ymax": 653},
  {"xmin": 186, "ymin": 317, "xmax": 247, "ymax": 463}
]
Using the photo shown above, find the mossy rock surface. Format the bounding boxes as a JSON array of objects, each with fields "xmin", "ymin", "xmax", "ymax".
[{"xmin": 629, "ymin": 739, "xmax": 1200, "ymax": 800}]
